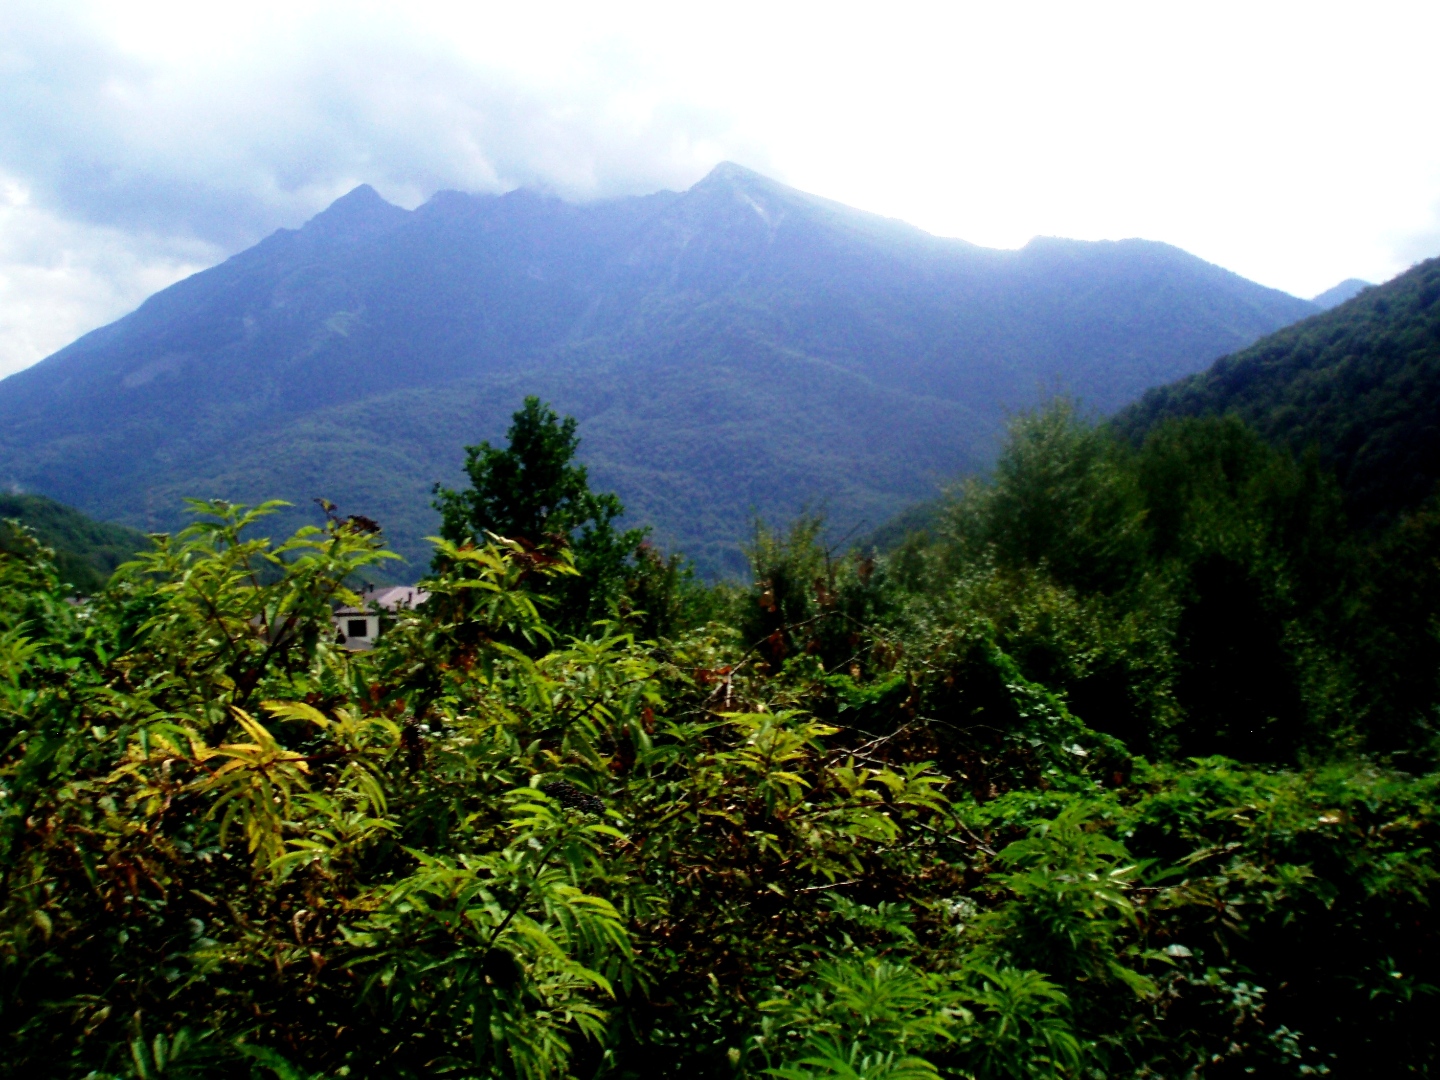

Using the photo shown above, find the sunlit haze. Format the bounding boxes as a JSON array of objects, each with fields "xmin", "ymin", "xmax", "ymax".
[{"xmin": 2, "ymin": 0, "xmax": 1436, "ymax": 377}]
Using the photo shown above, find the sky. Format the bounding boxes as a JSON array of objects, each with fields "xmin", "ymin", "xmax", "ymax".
[{"xmin": 2, "ymin": 0, "xmax": 1438, "ymax": 378}]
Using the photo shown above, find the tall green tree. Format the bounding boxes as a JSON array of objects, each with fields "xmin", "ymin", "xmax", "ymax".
[{"xmin": 434, "ymin": 397, "xmax": 646, "ymax": 635}]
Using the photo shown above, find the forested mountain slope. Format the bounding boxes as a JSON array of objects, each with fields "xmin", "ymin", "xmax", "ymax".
[
  {"xmin": 0, "ymin": 493, "xmax": 147, "ymax": 593},
  {"xmin": 1118, "ymin": 256, "xmax": 1440, "ymax": 525},
  {"xmin": 0, "ymin": 163, "xmax": 1317, "ymax": 573}
]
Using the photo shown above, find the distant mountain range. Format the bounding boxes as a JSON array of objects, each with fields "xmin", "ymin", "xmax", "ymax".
[
  {"xmin": 1119, "ymin": 256, "xmax": 1440, "ymax": 526},
  {"xmin": 0, "ymin": 163, "xmax": 1321, "ymax": 575},
  {"xmin": 1311, "ymin": 278, "xmax": 1372, "ymax": 309}
]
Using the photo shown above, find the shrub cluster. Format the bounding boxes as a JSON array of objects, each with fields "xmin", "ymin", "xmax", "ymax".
[{"xmin": 1, "ymin": 403, "xmax": 1436, "ymax": 1079}]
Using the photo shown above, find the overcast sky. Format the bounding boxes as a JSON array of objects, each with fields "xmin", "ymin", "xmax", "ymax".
[{"xmin": 2, "ymin": 0, "xmax": 1437, "ymax": 378}]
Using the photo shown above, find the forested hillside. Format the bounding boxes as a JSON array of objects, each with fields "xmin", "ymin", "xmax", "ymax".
[
  {"xmin": 0, "ymin": 164, "xmax": 1317, "ymax": 575},
  {"xmin": 1, "ymin": 393, "xmax": 1435, "ymax": 1079},
  {"xmin": 0, "ymin": 493, "xmax": 148, "ymax": 593},
  {"xmin": 1119, "ymin": 255, "xmax": 1440, "ymax": 525}
]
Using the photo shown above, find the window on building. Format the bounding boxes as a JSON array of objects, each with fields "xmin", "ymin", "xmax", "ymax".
[{"xmin": 347, "ymin": 619, "xmax": 369, "ymax": 638}]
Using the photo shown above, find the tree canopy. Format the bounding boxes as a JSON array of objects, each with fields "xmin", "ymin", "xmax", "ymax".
[{"xmin": 434, "ymin": 397, "xmax": 647, "ymax": 634}]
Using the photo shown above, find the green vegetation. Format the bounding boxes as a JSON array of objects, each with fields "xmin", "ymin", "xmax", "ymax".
[
  {"xmin": 1119, "ymin": 255, "xmax": 1440, "ymax": 528},
  {"xmin": 434, "ymin": 397, "xmax": 648, "ymax": 635},
  {"xmin": 2, "ymin": 395, "xmax": 1435, "ymax": 1079},
  {"xmin": 0, "ymin": 492, "xmax": 148, "ymax": 594}
]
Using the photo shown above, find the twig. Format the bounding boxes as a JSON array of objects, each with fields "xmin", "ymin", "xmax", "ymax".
[{"xmin": 798, "ymin": 878, "xmax": 860, "ymax": 893}]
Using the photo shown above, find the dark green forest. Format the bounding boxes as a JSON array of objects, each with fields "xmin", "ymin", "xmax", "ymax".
[
  {"xmin": 2, "ymin": 390, "xmax": 1437, "ymax": 1079},
  {"xmin": 0, "ymin": 493, "xmax": 149, "ymax": 594},
  {"xmin": 1119, "ymin": 255, "xmax": 1440, "ymax": 528}
]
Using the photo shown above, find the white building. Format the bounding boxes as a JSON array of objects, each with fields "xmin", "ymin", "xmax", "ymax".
[{"xmin": 334, "ymin": 584, "xmax": 429, "ymax": 650}]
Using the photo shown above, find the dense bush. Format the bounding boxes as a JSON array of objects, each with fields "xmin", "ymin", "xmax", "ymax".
[
  {"xmin": 1, "ymin": 403, "xmax": 1437, "ymax": 1078},
  {"xmin": 882, "ymin": 404, "xmax": 1433, "ymax": 765}
]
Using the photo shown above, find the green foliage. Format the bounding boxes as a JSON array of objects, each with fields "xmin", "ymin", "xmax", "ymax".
[
  {"xmin": 953, "ymin": 401, "xmax": 1149, "ymax": 595},
  {"xmin": 616, "ymin": 540, "xmax": 723, "ymax": 641},
  {"xmin": 883, "ymin": 403, "xmax": 1396, "ymax": 763},
  {"xmin": 434, "ymin": 397, "xmax": 651, "ymax": 636},
  {"xmin": 738, "ymin": 515, "xmax": 892, "ymax": 676},
  {"xmin": 3, "ymin": 393, "xmax": 1439, "ymax": 1077}
]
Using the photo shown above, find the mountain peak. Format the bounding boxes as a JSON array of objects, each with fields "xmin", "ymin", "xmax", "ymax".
[
  {"xmin": 699, "ymin": 161, "xmax": 767, "ymax": 183},
  {"xmin": 301, "ymin": 184, "xmax": 410, "ymax": 243},
  {"xmin": 690, "ymin": 161, "xmax": 791, "ymax": 197},
  {"xmin": 0, "ymin": 165, "xmax": 1321, "ymax": 577},
  {"xmin": 1310, "ymin": 278, "xmax": 1371, "ymax": 310},
  {"xmin": 332, "ymin": 183, "xmax": 386, "ymax": 207}
]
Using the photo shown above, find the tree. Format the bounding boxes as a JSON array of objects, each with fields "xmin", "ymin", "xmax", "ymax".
[{"xmin": 433, "ymin": 397, "xmax": 646, "ymax": 635}]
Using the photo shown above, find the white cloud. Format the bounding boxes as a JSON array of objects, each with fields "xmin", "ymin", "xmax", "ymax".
[
  {"xmin": 1, "ymin": 0, "xmax": 1438, "ymax": 377},
  {"xmin": 0, "ymin": 173, "xmax": 217, "ymax": 374}
]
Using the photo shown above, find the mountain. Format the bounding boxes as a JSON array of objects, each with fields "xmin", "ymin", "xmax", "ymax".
[
  {"xmin": 0, "ymin": 164, "xmax": 1319, "ymax": 575},
  {"xmin": 1311, "ymin": 278, "xmax": 1371, "ymax": 309},
  {"xmin": 0, "ymin": 493, "xmax": 148, "ymax": 593},
  {"xmin": 1117, "ymin": 256, "xmax": 1440, "ymax": 526}
]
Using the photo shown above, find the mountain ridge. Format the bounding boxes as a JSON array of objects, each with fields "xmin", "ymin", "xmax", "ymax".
[
  {"xmin": 1311, "ymin": 277, "xmax": 1371, "ymax": 309},
  {"xmin": 1117, "ymin": 255, "xmax": 1440, "ymax": 525},
  {"xmin": 0, "ymin": 163, "xmax": 1319, "ymax": 574}
]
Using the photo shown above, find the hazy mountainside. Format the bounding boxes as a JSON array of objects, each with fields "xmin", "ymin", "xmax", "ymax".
[
  {"xmin": 1118, "ymin": 256, "xmax": 1440, "ymax": 527},
  {"xmin": 0, "ymin": 163, "xmax": 1318, "ymax": 575},
  {"xmin": 0, "ymin": 493, "xmax": 148, "ymax": 593},
  {"xmin": 1311, "ymin": 277, "xmax": 1371, "ymax": 309}
]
